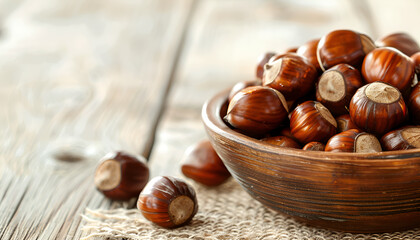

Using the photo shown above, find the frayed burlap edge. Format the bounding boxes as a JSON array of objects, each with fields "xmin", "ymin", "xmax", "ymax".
[{"xmin": 81, "ymin": 179, "xmax": 420, "ymax": 240}]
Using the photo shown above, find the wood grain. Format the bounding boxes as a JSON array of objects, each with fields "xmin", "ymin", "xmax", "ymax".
[{"xmin": 0, "ymin": 0, "xmax": 194, "ymax": 239}]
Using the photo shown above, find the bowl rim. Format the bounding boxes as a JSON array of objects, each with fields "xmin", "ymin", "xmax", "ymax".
[{"xmin": 202, "ymin": 88, "xmax": 420, "ymax": 162}]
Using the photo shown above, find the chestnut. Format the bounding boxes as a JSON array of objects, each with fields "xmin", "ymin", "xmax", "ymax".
[
  {"xmin": 316, "ymin": 64, "xmax": 364, "ymax": 116},
  {"xmin": 290, "ymin": 101, "xmax": 337, "ymax": 144},
  {"xmin": 336, "ymin": 114, "xmax": 360, "ymax": 133},
  {"xmin": 302, "ymin": 142, "xmax": 325, "ymax": 151},
  {"xmin": 296, "ymin": 38, "xmax": 322, "ymax": 72},
  {"xmin": 94, "ymin": 151, "xmax": 149, "ymax": 201},
  {"xmin": 256, "ymin": 52, "xmax": 276, "ymax": 80},
  {"xmin": 349, "ymin": 82, "xmax": 408, "ymax": 136},
  {"xmin": 381, "ymin": 126, "xmax": 420, "ymax": 151},
  {"xmin": 362, "ymin": 47, "xmax": 416, "ymax": 92},
  {"xmin": 408, "ymin": 82, "xmax": 420, "ymax": 124},
  {"xmin": 317, "ymin": 30, "xmax": 375, "ymax": 71},
  {"xmin": 262, "ymin": 53, "xmax": 317, "ymax": 101},
  {"xmin": 376, "ymin": 32, "xmax": 420, "ymax": 57},
  {"xmin": 181, "ymin": 140, "xmax": 230, "ymax": 186},
  {"xmin": 228, "ymin": 80, "xmax": 260, "ymax": 102},
  {"xmin": 325, "ymin": 129, "xmax": 382, "ymax": 153},
  {"xmin": 225, "ymin": 86, "xmax": 289, "ymax": 137},
  {"xmin": 260, "ymin": 135, "xmax": 301, "ymax": 149},
  {"xmin": 137, "ymin": 176, "xmax": 198, "ymax": 228},
  {"xmin": 412, "ymin": 52, "xmax": 420, "ymax": 77}
]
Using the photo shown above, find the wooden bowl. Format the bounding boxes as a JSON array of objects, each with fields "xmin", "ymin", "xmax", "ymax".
[{"xmin": 202, "ymin": 89, "xmax": 420, "ymax": 233}]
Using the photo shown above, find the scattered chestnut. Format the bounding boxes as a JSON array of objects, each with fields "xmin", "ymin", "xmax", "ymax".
[
  {"xmin": 262, "ymin": 53, "xmax": 317, "ymax": 100},
  {"xmin": 260, "ymin": 135, "xmax": 301, "ymax": 148},
  {"xmin": 408, "ymin": 82, "xmax": 420, "ymax": 124},
  {"xmin": 256, "ymin": 52, "xmax": 276, "ymax": 80},
  {"xmin": 325, "ymin": 129, "xmax": 382, "ymax": 153},
  {"xmin": 349, "ymin": 82, "xmax": 408, "ymax": 136},
  {"xmin": 336, "ymin": 114, "xmax": 360, "ymax": 133},
  {"xmin": 317, "ymin": 29, "xmax": 375, "ymax": 71},
  {"xmin": 381, "ymin": 126, "xmax": 420, "ymax": 151},
  {"xmin": 302, "ymin": 142, "xmax": 325, "ymax": 151},
  {"xmin": 376, "ymin": 32, "xmax": 420, "ymax": 57},
  {"xmin": 228, "ymin": 80, "xmax": 260, "ymax": 102},
  {"xmin": 296, "ymin": 38, "xmax": 322, "ymax": 72},
  {"xmin": 290, "ymin": 101, "xmax": 337, "ymax": 144},
  {"xmin": 362, "ymin": 47, "xmax": 416, "ymax": 92},
  {"xmin": 225, "ymin": 86, "xmax": 289, "ymax": 137},
  {"xmin": 316, "ymin": 64, "xmax": 363, "ymax": 116},
  {"xmin": 137, "ymin": 176, "xmax": 198, "ymax": 228},
  {"xmin": 94, "ymin": 151, "xmax": 149, "ymax": 201},
  {"xmin": 181, "ymin": 140, "xmax": 230, "ymax": 186}
]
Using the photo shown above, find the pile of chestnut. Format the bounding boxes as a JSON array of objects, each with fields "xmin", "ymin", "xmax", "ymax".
[{"xmin": 225, "ymin": 29, "xmax": 420, "ymax": 152}]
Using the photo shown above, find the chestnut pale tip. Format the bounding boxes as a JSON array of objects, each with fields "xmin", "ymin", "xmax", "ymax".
[
  {"xmin": 263, "ymin": 59, "xmax": 282, "ymax": 86},
  {"xmin": 360, "ymin": 34, "xmax": 376, "ymax": 55},
  {"xmin": 402, "ymin": 127, "xmax": 420, "ymax": 148},
  {"xmin": 318, "ymin": 71, "xmax": 345, "ymax": 102},
  {"xmin": 355, "ymin": 133, "xmax": 382, "ymax": 153},
  {"xmin": 169, "ymin": 196, "xmax": 195, "ymax": 225},
  {"xmin": 365, "ymin": 82, "xmax": 400, "ymax": 104},
  {"xmin": 315, "ymin": 102, "xmax": 337, "ymax": 128},
  {"xmin": 94, "ymin": 159, "xmax": 121, "ymax": 191}
]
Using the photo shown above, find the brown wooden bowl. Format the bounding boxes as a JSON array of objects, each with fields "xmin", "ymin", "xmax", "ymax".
[{"xmin": 202, "ymin": 89, "xmax": 420, "ymax": 233}]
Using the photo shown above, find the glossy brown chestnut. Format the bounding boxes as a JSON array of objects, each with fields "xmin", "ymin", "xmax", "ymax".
[
  {"xmin": 296, "ymin": 38, "xmax": 322, "ymax": 72},
  {"xmin": 94, "ymin": 151, "xmax": 149, "ymax": 201},
  {"xmin": 316, "ymin": 64, "xmax": 364, "ymax": 116},
  {"xmin": 302, "ymin": 142, "xmax": 325, "ymax": 151},
  {"xmin": 362, "ymin": 47, "xmax": 416, "ymax": 92},
  {"xmin": 225, "ymin": 86, "xmax": 289, "ymax": 137},
  {"xmin": 317, "ymin": 30, "xmax": 375, "ymax": 71},
  {"xmin": 412, "ymin": 52, "xmax": 420, "ymax": 77},
  {"xmin": 381, "ymin": 126, "xmax": 420, "ymax": 151},
  {"xmin": 376, "ymin": 32, "xmax": 420, "ymax": 57},
  {"xmin": 262, "ymin": 53, "xmax": 317, "ymax": 100},
  {"xmin": 228, "ymin": 80, "xmax": 260, "ymax": 102},
  {"xmin": 256, "ymin": 52, "xmax": 276, "ymax": 80},
  {"xmin": 325, "ymin": 129, "xmax": 382, "ymax": 152},
  {"xmin": 181, "ymin": 140, "xmax": 230, "ymax": 186},
  {"xmin": 349, "ymin": 82, "xmax": 408, "ymax": 136},
  {"xmin": 290, "ymin": 101, "xmax": 337, "ymax": 144},
  {"xmin": 408, "ymin": 82, "xmax": 420, "ymax": 124},
  {"xmin": 137, "ymin": 176, "xmax": 198, "ymax": 228},
  {"xmin": 336, "ymin": 114, "xmax": 360, "ymax": 133},
  {"xmin": 260, "ymin": 135, "xmax": 301, "ymax": 148}
]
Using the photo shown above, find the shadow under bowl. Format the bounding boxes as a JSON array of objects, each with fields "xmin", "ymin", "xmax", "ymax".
[{"xmin": 202, "ymin": 89, "xmax": 420, "ymax": 233}]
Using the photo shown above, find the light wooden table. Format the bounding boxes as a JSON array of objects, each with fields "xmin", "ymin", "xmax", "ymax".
[{"xmin": 1, "ymin": 0, "xmax": 419, "ymax": 239}]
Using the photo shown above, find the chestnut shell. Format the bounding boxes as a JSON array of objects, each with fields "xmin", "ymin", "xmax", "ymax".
[
  {"xmin": 362, "ymin": 47, "xmax": 416, "ymax": 92},
  {"xmin": 262, "ymin": 53, "xmax": 317, "ymax": 101},
  {"xmin": 137, "ymin": 176, "xmax": 198, "ymax": 228},
  {"xmin": 225, "ymin": 86, "xmax": 289, "ymax": 137},
  {"xmin": 181, "ymin": 140, "xmax": 230, "ymax": 186},
  {"xmin": 349, "ymin": 82, "xmax": 408, "ymax": 136},
  {"xmin": 290, "ymin": 101, "xmax": 337, "ymax": 144}
]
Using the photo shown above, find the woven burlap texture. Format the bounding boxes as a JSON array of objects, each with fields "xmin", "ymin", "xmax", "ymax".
[{"xmin": 81, "ymin": 179, "xmax": 420, "ymax": 240}]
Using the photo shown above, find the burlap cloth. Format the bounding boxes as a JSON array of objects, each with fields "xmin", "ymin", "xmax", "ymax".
[{"xmin": 81, "ymin": 179, "xmax": 420, "ymax": 240}]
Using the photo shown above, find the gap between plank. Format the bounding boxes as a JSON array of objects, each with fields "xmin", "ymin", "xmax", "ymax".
[{"xmin": 142, "ymin": 0, "xmax": 199, "ymax": 160}]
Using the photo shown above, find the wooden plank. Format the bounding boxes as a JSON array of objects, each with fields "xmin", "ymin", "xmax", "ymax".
[
  {"xmin": 0, "ymin": 0, "xmax": 193, "ymax": 239},
  {"xmin": 148, "ymin": 0, "xmax": 374, "ymax": 178}
]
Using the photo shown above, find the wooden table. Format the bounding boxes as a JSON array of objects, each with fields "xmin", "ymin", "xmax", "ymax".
[{"xmin": 1, "ymin": 0, "xmax": 419, "ymax": 239}]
